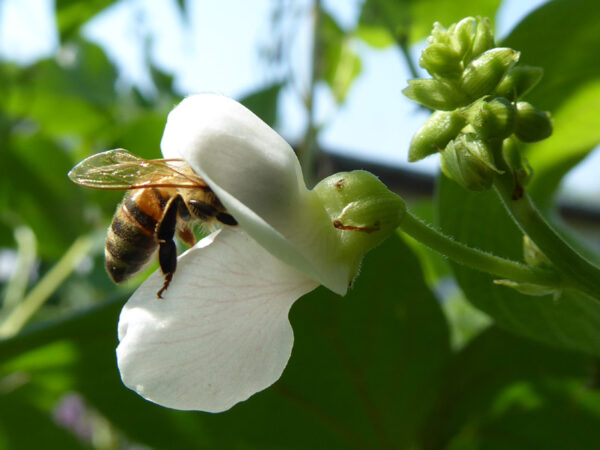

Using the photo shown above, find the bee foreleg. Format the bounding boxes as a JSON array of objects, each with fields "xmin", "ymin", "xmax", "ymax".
[{"xmin": 155, "ymin": 195, "xmax": 182, "ymax": 298}]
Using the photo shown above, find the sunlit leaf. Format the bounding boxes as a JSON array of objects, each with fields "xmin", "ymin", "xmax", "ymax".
[
  {"xmin": 357, "ymin": 0, "xmax": 502, "ymax": 47},
  {"xmin": 501, "ymin": 0, "xmax": 600, "ymax": 204}
]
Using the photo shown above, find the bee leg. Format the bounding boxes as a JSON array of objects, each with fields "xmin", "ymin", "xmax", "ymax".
[{"xmin": 156, "ymin": 196, "xmax": 182, "ymax": 299}]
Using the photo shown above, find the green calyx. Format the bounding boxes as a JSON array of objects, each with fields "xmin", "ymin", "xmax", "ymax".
[
  {"xmin": 313, "ymin": 171, "xmax": 406, "ymax": 274},
  {"xmin": 465, "ymin": 96, "xmax": 516, "ymax": 140},
  {"xmin": 440, "ymin": 134, "xmax": 502, "ymax": 191}
]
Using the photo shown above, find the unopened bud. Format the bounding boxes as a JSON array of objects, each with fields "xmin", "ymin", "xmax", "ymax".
[
  {"xmin": 465, "ymin": 97, "xmax": 516, "ymax": 139},
  {"xmin": 450, "ymin": 17, "xmax": 476, "ymax": 58},
  {"xmin": 523, "ymin": 235, "xmax": 551, "ymax": 268},
  {"xmin": 429, "ymin": 22, "xmax": 451, "ymax": 46},
  {"xmin": 470, "ymin": 17, "xmax": 495, "ymax": 59},
  {"xmin": 440, "ymin": 134, "xmax": 501, "ymax": 191},
  {"xmin": 494, "ymin": 66, "xmax": 544, "ymax": 100},
  {"xmin": 403, "ymin": 79, "xmax": 470, "ymax": 110},
  {"xmin": 461, "ymin": 48, "xmax": 520, "ymax": 100},
  {"xmin": 419, "ymin": 43, "xmax": 462, "ymax": 79},
  {"xmin": 494, "ymin": 279, "xmax": 561, "ymax": 299},
  {"xmin": 514, "ymin": 102, "xmax": 552, "ymax": 142},
  {"xmin": 409, "ymin": 110, "xmax": 466, "ymax": 161}
]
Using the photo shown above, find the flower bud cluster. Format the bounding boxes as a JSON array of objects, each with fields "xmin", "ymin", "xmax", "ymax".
[{"xmin": 403, "ymin": 17, "xmax": 553, "ymax": 191}]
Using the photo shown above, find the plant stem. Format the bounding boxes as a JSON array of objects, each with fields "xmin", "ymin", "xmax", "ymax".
[
  {"xmin": 299, "ymin": 0, "xmax": 321, "ymax": 188},
  {"xmin": 399, "ymin": 211, "xmax": 565, "ymax": 288},
  {"xmin": 493, "ymin": 171, "xmax": 600, "ymax": 300},
  {"xmin": 0, "ymin": 235, "xmax": 93, "ymax": 338}
]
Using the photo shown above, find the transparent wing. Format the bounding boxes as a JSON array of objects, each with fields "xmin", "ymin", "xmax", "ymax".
[{"xmin": 68, "ymin": 149, "xmax": 207, "ymax": 190}]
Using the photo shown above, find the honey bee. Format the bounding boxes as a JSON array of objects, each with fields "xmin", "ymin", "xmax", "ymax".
[{"xmin": 68, "ymin": 149, "xmax": 237, "ymax": 298}]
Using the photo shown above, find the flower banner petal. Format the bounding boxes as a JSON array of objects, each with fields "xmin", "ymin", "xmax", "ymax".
[
  {"xmin": 116, "ymin": 228, "xmax": 318, "ymax": 412},
  {"xmin": 160, "ymin": 94, "xmax": 352, "ymax": 294}
]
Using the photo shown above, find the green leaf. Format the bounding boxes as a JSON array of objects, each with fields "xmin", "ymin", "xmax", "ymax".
[
  {"xmin": 319, "ymin": 12, "xmax": 362, "ymax": 103},
  {"xmin": 437, "ymin": 174, "xmax": 600, "ymax": 356},
  {"xmin": 422, "ymin": 326, "xmax": 596, "ymax": 449},
  {"xmin": 56, "ymin": 0, "xmax": 113, "ymax": 41},
  {"xmin": 0, "ymin": 235, "xmax": 450, "ymax": 449},
  {"xmin": 501, "ymin": 0, "xmax": 600, "ymax": 203},
  {"xmin": 357, "ymin": 0, "xmax": 502, "ymax": 47},
  {"xmin": 239, "ymin": 83, "xmax": 283, "ymax": 127}
]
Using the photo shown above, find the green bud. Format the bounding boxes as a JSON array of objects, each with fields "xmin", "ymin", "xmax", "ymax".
[
  {"xmin": 494, "ymin": 66, "xmax": 544, "ymax": 100},
  {"xmin": 501, "ymin": 136, "xmax": 522, "ymax": 171},
  {"xmin": 419, "ymin": 43, "xmax": 462, "ymax": 79},
  {"xmin": 313, "ymin": 171, "xmax": 406, "ymax": 272},
  {"xmin": 470, "ymin": 17, "xmax": 495, "ymax": 59},
  {"xmin": 440, "ymin": 134, "xmax": 501, "ymax": 191},
  {"xmin": 523, "ymin": 235, "xmax": 552, "ymax": 268},
  {"xmin": 450, "ymin": 17, "xmax": 476, "ymax": 58},
  {"xmin": 461, "ymin": 48, "xmax": 520, "ymax": 100},
  {"xmin": 514, "ymin": 101, "xmax": 553, "ymax": 142},
  {"xmin": 465, "ymin": 96, "xmax": 516, "ymax": 139},
  {"xmin": 494, "ymin": 279, "xmax": 561, "ymax": 299},
  {"xmin": 428, "ymin": 22, "xmax": 451, "ymax": 46},
  {"xmin": 409, "ymin": 110, "xmax": 466, "ymax": 161},
  {"xmin": 403, "ymin": 79, "xmax": 470, "ymax": 110}
]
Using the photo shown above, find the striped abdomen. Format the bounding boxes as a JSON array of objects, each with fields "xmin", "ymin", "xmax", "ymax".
[{"xmin": 105, "ymin": 188, "xmax": 171, "ymax": 283}]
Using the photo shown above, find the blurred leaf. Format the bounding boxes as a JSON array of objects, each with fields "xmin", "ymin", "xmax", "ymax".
[
  {"xmin": 501, "ymin": 0, "xmax": 600, "ymax": 204},
  {"xmin": 357, "ymin": 0, "xmax": 502, "ymax": 47},
  {"xmin": 422, "ymin": 326, "xmax": 596, "ymax": 449},
  {"xmin": 5, "ymin": 40, "xmax": 117, "ymax": 139},
  {"xmin": 0, "ymin": 235, "xmax": 450, "ymax": 449},
  {"xmin": 1, "ymin": 134, "xmax": 86, "ymax": 258},
  {"xmin": 56, "ymin": 0, "xmax": 113, "ymax": 41},
  {"xmin": 239, "ymin": 83, "xmax": 283, "ymax": 127},
  {"xmin": 0, "ymin": 390, "xmax": 88, "ymax": 450},
  {"xmin": 319, "ymin": 12, "xmax": 362, "ymax": 103},
  {"xmin": 437, "ymin": 174, "xmax": 600, "ymax": 356}
]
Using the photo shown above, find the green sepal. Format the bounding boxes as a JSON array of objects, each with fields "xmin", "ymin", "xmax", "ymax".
[
  {"xmin": 409, "ymin": 110, "xmax": 466, "ymax": 161},
  {"xmin": 402, "ymin": 79, "xmax": 469, "ymax": 110},
  {"xmin": 440, "ymin": 134, "xmax": 501, "ymax": 191},
  {"xmin": 465, "ymin": 96, "xmax": 516, "ymax": 139},
  {"xmin": 514, "ymin": 101, "xmax": 553, "ymax": 142},
  {"xmin": 494, "ymin": 66, "xmax": 544, "ymax": 100},
  {"xmin": 313, "ymin": 171, "xmax": 406, "ymax": 272},
  {"xmin": 460, "ymin": 48, "xmax": 520, "ymax": 100}
]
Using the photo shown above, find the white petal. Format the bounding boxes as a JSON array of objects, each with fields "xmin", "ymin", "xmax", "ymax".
[
  {"xmin": 160, "ymin": 94, "xmax": 351, "ymax": 294},
  {"xmin": 116, "ymin": 228, "xmax": 318, "ymax": 412}
]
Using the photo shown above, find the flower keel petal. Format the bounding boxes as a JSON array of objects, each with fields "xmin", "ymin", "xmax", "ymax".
[{"xmin": 116, "ymin": 228, "xmax": 318, "ymax": 412}]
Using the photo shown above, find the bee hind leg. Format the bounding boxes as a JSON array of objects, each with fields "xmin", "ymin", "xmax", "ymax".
[{"xmin": 155, "ymin": 196, "xmax": 183, "ymax": 298}]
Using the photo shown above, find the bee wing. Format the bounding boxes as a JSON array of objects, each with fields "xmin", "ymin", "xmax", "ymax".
[{"xmin": 68, "ymin": 149, "xmax": 207, "ymax": 190}]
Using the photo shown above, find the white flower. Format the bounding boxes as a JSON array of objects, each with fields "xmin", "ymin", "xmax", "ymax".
[{"xmin": 116, "ymin": 94, "xmax": 405, "ymax": 412}]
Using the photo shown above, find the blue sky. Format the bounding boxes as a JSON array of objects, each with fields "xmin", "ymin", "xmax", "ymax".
[{"xmin": 1, "ymin": 0, "xmax": 597, "ymax": 202}]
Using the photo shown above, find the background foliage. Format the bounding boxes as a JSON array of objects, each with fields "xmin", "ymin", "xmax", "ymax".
[{"xmin": 1, "ymin": 0, "xmax": 599, "ymax": 448}]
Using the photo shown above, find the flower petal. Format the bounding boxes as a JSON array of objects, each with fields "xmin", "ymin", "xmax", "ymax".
[
  {"xmin": 116, "ymin": 228, "xmax": 318, "ymax": 412},
  {"xmin": 160, "ymin": 94, "xmax": 351, "ymax": 294}
]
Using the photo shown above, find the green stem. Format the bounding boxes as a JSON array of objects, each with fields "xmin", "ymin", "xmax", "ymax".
[
  {"xmin": 399, "ymin": 211, "xmax": 565, "ymax": 288},
  {"xmin": 493, "ymin": 172, "xmax": 600, "ymax": 300},
  {"xmin": 0, "ymin": 235, "xmax": 93, "ymax": 338}
]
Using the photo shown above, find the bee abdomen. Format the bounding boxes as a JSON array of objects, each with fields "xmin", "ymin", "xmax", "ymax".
[{"xmin": 105, "ymin": 207, "xmax": 157, "ymax": 283}]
